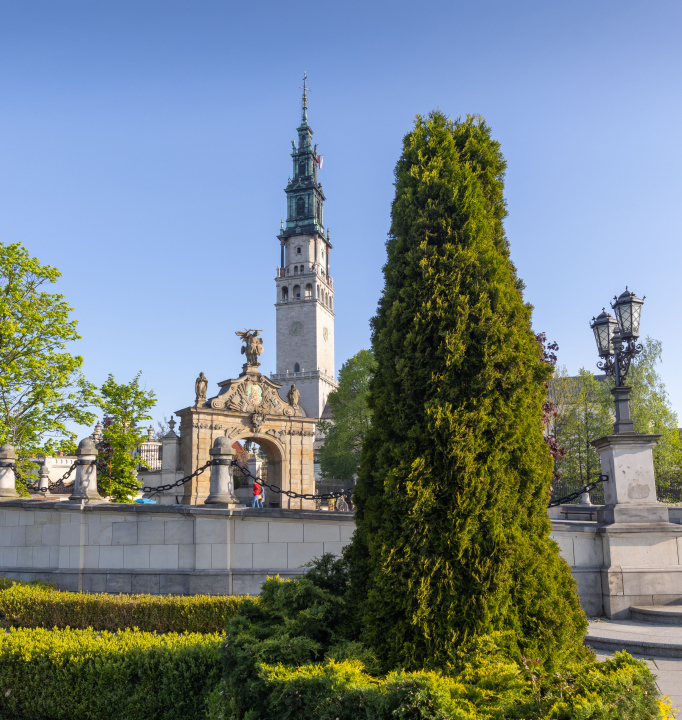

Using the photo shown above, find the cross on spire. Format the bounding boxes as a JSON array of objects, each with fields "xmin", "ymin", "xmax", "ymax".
[{"xmin": 300, "ymin": 71, "xmax": 310, "ymax": 121}]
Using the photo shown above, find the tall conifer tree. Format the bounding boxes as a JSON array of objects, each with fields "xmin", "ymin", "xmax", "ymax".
[{"xmin": 347, "ymin": 112, "xmax": 587, "ymax": 672}]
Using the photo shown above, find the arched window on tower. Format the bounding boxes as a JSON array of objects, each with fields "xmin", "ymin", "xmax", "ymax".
[
  {"xmin": 305, "ymin": 284, "xmax": 312, "ymax": 299},
  {"xmin": 298, "ymin": 160, "xmax": 305, "ymax": 177},
  {"xmin": 330, "ymin": 296, "xmax": 333, "ymax": 311},
  {"xmin": 293, "ymin": 285, "xmax": 301, "ymax": 300},
  {"xmin": 294, "ymin": 266, "xmax": 298, "ymax": 274},
  {"xmin": 294, "ymin": 363, "xmax": 300, "ymax": 373},
  {"xmin": 296, "ymin": 246, "xmax": 302, "ymax": 254},
  {"xmin": 296, "ymin": 197, "xmax": 305, "ymax": 218},
  {"xmin": 282, "ymin": 287, "xmax": 288, "ymax": 302}
]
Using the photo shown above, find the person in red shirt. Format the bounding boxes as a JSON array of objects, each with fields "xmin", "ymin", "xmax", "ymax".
[{"xmin": 252, "ymin": 481, "xmax": 263, "ymax": 508}]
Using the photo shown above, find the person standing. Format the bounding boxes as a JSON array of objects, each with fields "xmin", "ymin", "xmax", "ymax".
[{"xmin": 252, "ymin": 480, "xmax": 263, "ymax": 508}]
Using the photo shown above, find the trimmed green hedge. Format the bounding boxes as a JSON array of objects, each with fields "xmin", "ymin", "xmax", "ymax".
[
  {"xmin": 0, "ymin": 580, "xmax": 247, "ymax": 632},
  {"xmin": 0, "ymin": 627, "xmax": 223, "ymax": 720}
]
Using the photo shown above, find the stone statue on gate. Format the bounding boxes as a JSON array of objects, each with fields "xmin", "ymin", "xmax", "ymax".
[
  {"xmin": 195, "ymin": 372, "xmax": 208, "ymax": 406},
  {"xmin": 236, "ymin": 329, "xmax": 264, "ymax": 367},
  {"xmin": 287, "ymin": 383, "xmax": 300, "ymax": 408}
]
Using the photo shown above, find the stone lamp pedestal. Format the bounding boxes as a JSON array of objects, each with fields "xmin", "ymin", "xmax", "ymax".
[
  {"xmin": 591, "ymin": 433, "xmax": 682, "ymax": 618},
  {"xmin": 205, "ymin": 437, "xmax": 241, "ymax": 506}
]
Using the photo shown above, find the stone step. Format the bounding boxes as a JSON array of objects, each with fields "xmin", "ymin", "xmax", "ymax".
[
  {"xmin": 586, "ymin": 619, "xmax": 682, "ymax": 659},
  {"xmin": 630, "ymin": 605, "xmax": 682, "ymax": 626}
]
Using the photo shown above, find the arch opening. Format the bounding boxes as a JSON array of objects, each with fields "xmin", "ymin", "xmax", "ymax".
[{"xmin": 233, "ymin": 435, "xmax": 284, "ymax": 508}]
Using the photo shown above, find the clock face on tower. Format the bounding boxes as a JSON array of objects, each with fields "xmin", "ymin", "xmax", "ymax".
[{"xmin": 290, "ymin": 321, "xmax": 303, "ymax": 336}]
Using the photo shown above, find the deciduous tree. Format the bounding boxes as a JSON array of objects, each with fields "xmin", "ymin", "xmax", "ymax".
[
  {"xmin": 0, "ymin": 242, "xmax": 97, "ymax": 490},
  {"xmin": 318, "ymin": 349, "xmax": 375, "ymax": 480},
  {"xmin": 97, "ymin": 373, "xmax": 156, "ymax": 502}
]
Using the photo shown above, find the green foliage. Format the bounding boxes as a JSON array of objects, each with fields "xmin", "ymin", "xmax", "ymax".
[
  {"xmin": 550, "ymin": 338, "xmax": 682, "ymax": 491},
  {"xmin": 0, "ymin": 626, "xmax": 222, "ymax": 720},
  {"xmin": 96, "ymin": 372, "xmax": 156, "ymax": 502},
  {"xmin": 549, "ymin": 367, "xmax": 612, "ymax": 488},
  {"xmin": 209, "ymin": 590, "xmax": 660, "ymax": 720},
  {"xmin": 628, "ymin": 337, "xmax": 682, "ymax": 485},
  {"xmin": 318, "ymin": 349, "xmax": 376, "ymax": 480},
  {"xmin": 0, "ymin": 241, "xmax": 98, "ymax": 491},
  {"xmin": 0, "ymin": 579, "xmax": 247, "ymax": 632},
  {"xmin": 345, "ymin": 111, "xmax": 587, "ymax": 673}
]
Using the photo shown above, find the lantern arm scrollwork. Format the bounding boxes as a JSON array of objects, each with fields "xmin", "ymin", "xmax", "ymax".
[{"xmin": 598, "ymin": 336, "xmax": 643, "ymax": 386}]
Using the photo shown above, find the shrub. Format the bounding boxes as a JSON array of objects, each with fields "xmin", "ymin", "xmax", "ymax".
[
  {"xmin": 0, "ymin": 627, "xmax": 223, "ymax": 720},
  {"xmin": 208, "ymin": 636, "xmax": 661, "ymax": 720},
  {"xmin": 211, "ymin": 566, "xmax": 662, "ymax": 720},
  {"xmin": 0, "ymin": 580, "xmax": 247, "ymax": 632}
]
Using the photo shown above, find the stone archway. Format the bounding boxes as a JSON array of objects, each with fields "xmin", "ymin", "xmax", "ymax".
[{"xmin": 176, "ymin": 364, "xmax": 316, "ymax": 509}]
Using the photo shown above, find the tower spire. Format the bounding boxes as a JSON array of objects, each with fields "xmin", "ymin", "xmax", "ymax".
[{"xmin": 300, "ymin": 71, "xmax": 309, "ymax": 123}]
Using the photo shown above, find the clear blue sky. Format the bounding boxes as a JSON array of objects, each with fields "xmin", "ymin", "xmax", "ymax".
[{"xmin": 1, "ymin": 0, "xmax": 680, "ymax": 435}]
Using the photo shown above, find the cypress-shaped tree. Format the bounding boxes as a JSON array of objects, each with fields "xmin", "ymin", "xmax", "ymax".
[{"xmin": 346, "ymin": 112, "xmax": 587, "ymax": 672}]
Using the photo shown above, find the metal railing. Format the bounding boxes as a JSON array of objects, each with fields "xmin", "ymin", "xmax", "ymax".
[{"xmin": 137, "ymin": 443, "xmax": 162, "ymax": 472}]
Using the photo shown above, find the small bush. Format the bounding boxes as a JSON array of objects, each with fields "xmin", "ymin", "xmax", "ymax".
[
  {"xmin": 0, "ymin": 627, "xmax": 223, "ymax": 720},
  {"xmin": 208, "ymin": 641, "xmax": 661, "ymax": 720},
  {"xmin": 0, "ymin": 580, "xmax": 248, "ymax": 632},
  {"xmin": 211, "ymin": 567, "xmax": 662, "ymax": 720}
]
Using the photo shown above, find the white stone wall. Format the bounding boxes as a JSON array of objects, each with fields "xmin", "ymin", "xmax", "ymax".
[
  {"xmin": 4, "ymin": 501, "xmax": 647, "ymax": 612},
  {"xmin": 0, "ymin": 503, "xmax": 354, "ymax": 595}
]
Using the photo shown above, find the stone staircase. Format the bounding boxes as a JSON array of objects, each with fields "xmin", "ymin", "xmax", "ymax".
[{"xmin": 586, "ymin": 606, "xmax": 682, "ymax": 658}]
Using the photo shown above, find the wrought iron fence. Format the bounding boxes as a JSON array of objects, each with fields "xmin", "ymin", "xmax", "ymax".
[
  {"xmin": 550, "ymin": 474, "xmax": 682, "ymax": 506},
  {"xmin": 314, "ymin": 479, "xmax": 355, "ymax": 509},
  {"xmin": 137, "ymin": 443, "xmax": 162, "ymax": 472},
  {"xmin": 550, "ymin": 478, "xmax": 605, "ymax": 505}
]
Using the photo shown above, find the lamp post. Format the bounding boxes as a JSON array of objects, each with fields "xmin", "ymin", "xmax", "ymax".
[{"xmin": 590, "ymin": 288, "xmax": 645, "ymax": 434}]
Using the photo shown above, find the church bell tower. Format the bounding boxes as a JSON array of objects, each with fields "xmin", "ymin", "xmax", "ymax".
[{"xmin": 271, "ymin": 74, "xmax": 337, "ymax": 418}]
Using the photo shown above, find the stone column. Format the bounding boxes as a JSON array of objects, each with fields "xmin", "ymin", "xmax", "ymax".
[
  {"xmin": 38, "ymin": 462, "xmax": 50, "ymax": 493},
  {"xmin": 0, "ymin": 444, "xmax": 20, "ymax": 499},
  {"xmin": 69, "ymin": 438, "xmax": 103, "ymax": 502},
  {"xmin": 161, "ymin": 431, "xmax": 180, "ymax": 473},
  {"xmin": 205, "ymin": 437, "xmax": 240, "ymax": 505},
  {"xmin": 592, "ymin": 432, "xmax": 682, "ymax": 618},
  {"xmin": 593, "ymin": 433, "xmax": 667, "ymax": 524}
]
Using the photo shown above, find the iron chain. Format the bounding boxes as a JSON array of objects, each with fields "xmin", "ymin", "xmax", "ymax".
[
  {"xmin": 11, "ymin": 460, "xmax": 80, "ymax": 494},
  {"xmin": 96, "ymin": 460, "xmax": 216, "ymax": 495},
  {"xmin": 231, "ymin": 461, "xmax": 353, "ymax": 508},
  {"xmin": 11, "ymin": 455, "xmax": 353, "ymax": 508}
]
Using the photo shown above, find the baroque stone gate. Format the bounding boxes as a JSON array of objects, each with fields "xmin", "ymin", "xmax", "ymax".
[{"xmin": 175, "ymin": 331, "xmax": 317, "ymax": 509}]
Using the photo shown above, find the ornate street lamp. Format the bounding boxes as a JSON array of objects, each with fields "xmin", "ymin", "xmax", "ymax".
[{"xmin": 590, "ymin": 288, "xmax": 645, "ymax": 434}]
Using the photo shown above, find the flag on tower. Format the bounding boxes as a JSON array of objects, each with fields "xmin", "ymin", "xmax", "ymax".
[{"xmin": 317, "ymin": 155, "xmax": 324, "ymax": 169}]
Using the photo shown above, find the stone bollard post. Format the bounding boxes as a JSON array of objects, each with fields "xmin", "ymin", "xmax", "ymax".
[
  {"xmin": 205, "ymin": 437, "xmax": 240, "ymax": 505},
  {"xmin": 0, "ymin": 444, "xmax": 20, "ymax": 499},
  {"xmin": 69, "ymin": 438, "xmax": 103, "ymax": 502},
  {"xmin": 38, "ymin": 462, "xmax": 50, "ymax": 493}
]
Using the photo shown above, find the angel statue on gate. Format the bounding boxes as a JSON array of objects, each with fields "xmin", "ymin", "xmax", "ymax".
[{"xmin": 236, "ymin": 329, "xmax": 264, "ymax": 367}]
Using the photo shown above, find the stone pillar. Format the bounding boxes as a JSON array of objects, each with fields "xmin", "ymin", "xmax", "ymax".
[
  {"xmin": 593, "ymin": 434, "xmax": 667, "ymax": 524},
  {"xmin": 247, "ymin": 456, "xmax": 262, "ymax": 486},
  {"xmin": 0, "ymin": 444, "xmax": 20, "ymax": 499},
  {"xmin": 205, "ymin": 437, "xmax": 240, "ymax": 505},
  {"xmin": 69, "ymin": 438, "xmax": 103, "ymax": 502},
  {"xmin": 161, "ymin": 432, "xmax": 180, "ymax": 473},
  {"xmin": 592, "ymin": 432, "xmax": 682, "ymax": 618},
  {"xmin": 38, "ymin": 462, "xmax": 50, "ymax": 493}
]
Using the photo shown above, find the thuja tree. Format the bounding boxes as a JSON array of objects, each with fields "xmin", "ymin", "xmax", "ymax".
[{"xmin": 346, "ymin": 112, "xmax": 587, "ymax": 673}]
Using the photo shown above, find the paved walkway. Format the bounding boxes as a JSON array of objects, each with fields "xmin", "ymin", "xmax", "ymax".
[{"xmin": 590, "ymin": 620, "xmax": 682, "ymax": 716}]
